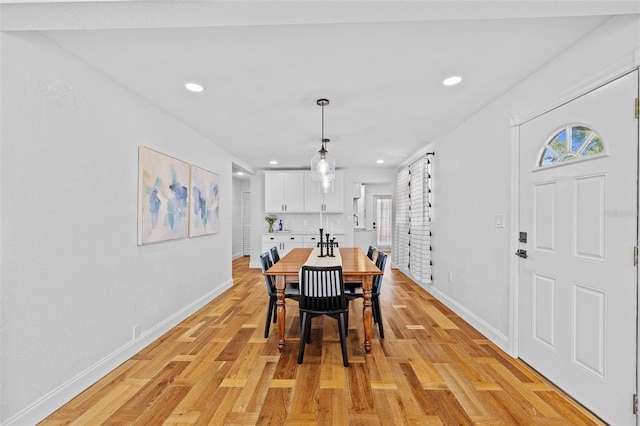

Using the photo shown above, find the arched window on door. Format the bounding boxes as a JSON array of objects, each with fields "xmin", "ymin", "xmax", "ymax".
[{"xmin": 537, "ymin": 124, "xmax": 606, "ymax": 168}]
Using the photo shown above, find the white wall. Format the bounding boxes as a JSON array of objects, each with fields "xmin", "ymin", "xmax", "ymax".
[
  {"xmin": 405, "ymin": 15, "xmax": 640, "ymax": 353},
  {"xmin": 361, "ymin": 183, "xmax": 393, "ymax": 230},
  {"xmin": 0, "ymin": 32, "xmax": 234, "ymax": 424}
]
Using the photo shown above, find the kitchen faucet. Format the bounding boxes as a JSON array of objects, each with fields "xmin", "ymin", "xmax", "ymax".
[{"xmin": 353, "ymin": 214, "xmax": 359, "ymax": 226}]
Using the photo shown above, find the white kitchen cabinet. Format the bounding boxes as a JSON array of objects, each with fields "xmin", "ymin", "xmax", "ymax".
[
  {"xmin": 261, "ymin": 234, "xmax": 303, "ymax": 258},
  {"xmin": 263, "ymin": 234, "xmax": 345, "ymax": 256},
  {"xmin": 304, "ymin": 171, "xmax": 343, "ymax": 213},
  {"xmin": 264, "ymin": 172, "xmax": 305, "ymax": 213},
  {"xmin": 302, "ymin": 234, "xmax": 320, "ymax": 248},
  {"xmin": 353, "ymin": 182, "xmax": 363, "ymax": 198}
]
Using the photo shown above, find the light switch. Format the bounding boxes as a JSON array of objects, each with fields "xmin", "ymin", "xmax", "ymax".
[{"xmin": 495, "ymin": 214, "xmax": 505, "ymax": 228}]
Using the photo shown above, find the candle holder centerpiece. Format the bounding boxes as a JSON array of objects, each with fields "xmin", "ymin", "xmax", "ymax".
[{"xmin": 317, "ymin": 228, "xmax": 338, "ymax": 257}]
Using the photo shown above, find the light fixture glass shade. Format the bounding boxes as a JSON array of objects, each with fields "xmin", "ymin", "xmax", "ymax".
[
  {"xmin": 320, "ymin": 177, "xmax": 334, "ymax": 193},
  {"xmin": 311, "ymin": 99, "xmax": 336, "ymax": 183},
  {"xmin": 311, "ymin": 149, "xmax": 335, "ymax": 182}
]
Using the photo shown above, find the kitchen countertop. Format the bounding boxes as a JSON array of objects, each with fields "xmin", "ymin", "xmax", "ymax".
[{"xmin": 262, "ymin": 232, "xmax": 345, "ymax": 236}]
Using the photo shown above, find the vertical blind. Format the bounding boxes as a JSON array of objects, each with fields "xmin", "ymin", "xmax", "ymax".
[
  {"xmin": 242, "ymin": 191, "xmax": 251, "ymax": 256},
  {"xmin": 394, "ymin": 167, "xmax": 410, "ymax": 271},
  {"xmin": 393, "ymin": 154, "xmax": 433, "ymax": 284}
]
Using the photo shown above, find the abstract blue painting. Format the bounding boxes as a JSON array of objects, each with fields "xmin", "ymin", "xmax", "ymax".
[
  {"xmin": 189, "ymin": 165, "xmax": 220, "ymax": 237},
  {"xmin": 138, "ymin": 146, "xmax": 190, "ymax": 245}
]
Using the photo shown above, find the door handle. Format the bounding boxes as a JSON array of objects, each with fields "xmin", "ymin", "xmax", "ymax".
[{"xmin": 515, "ymin": 249, "xmax": 528, "ymax": 259}]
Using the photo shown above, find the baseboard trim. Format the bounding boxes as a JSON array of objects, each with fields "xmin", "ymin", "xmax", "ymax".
[
  {"xmin": 418, "ymin": 282, "xmax": 511, "ymax": 355},
  {"xmin": 3, "ymin": 279, "xmax": 233, "ymax": 426},
  {"xmin": 393, "ymin": 266, "xmax": 511, "ymax": 355}
]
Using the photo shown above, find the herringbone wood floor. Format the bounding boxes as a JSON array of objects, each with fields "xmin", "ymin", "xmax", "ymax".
[{"xmin": 42, "ymin": 254, "xmax": 604, "ymax": 425}]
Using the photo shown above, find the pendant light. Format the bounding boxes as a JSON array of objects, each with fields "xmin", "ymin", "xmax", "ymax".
[{"xmin": 310, "ymin": 98, "xmax": 336, "ymax": 183}]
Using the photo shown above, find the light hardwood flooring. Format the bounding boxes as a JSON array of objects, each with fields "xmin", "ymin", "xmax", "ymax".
[{"xmin": 42, "ymin": 254, "xmax": 604, "ymax": 425}]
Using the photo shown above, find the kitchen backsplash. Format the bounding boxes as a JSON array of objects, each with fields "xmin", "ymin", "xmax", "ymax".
[{"xmin": 263, "ymin": 212, "xmax": 349, "ymax": 234}]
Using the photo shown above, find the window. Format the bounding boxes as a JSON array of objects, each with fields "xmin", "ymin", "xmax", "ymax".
[{"xmin": 538, "ymin": 124, "xmax": 605, "ymax": 168}]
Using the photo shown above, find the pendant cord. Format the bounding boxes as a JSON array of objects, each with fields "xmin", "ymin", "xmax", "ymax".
[
  {"xmin": 321, "ymin": 104, "xmax": 325, "ymax": 146},
  {"xmin": 316, "ymin": 98, "xmax": 330, "ymax": 152}
]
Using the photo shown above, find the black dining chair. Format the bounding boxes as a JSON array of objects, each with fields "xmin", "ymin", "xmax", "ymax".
[
  {"xmin": 366, "ymin": 245, "xmax": 376, "ymax": 260},
  {"xmin": 260, "ymin": 252, "xmax": 299, "ymax": 338},
  {"xmin": 298, "ymin": 265, "xmax": 349, "ymax": 367},
  {"xmin": 270, "ymin": 245, "xmax": 300, "ymax": 286},
  {"xmin": 270, "ymin": 246, "xmax": 280, "ymax": 264},
  {"xmin": 346, "ymin": 251, "xmax": 388, "ymax": 338},
  {"xmin": 344, "ymin": 245, "xmax": 375, "ymax": 293}
]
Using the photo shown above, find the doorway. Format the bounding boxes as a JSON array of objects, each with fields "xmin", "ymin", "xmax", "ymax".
[
  {"xmin": 517, "ymin": 71, "xmax": 638, "ymax": 424},
  {"xmin": 373, "ymin": 195, "xmax": 392, "ymax": 251}
]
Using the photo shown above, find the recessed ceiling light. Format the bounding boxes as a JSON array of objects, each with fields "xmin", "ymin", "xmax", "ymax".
[
  {"xmin": 185, "ymin": 82, "xmax": 205, "ymax": 92},
  {"xmin": 269, "ymin": 160, "xmax": 278, "ymax": 165},
  {"xmin": 237, "ymin": 172, "xmax": 244, "ymax": 176},
  {"xmin": 443, "ymin": 76, "xmax": 462, "ymax": 86},
  {"xmin": 376, "ymin": 160, "xmax": 385, "ymax": 164}
]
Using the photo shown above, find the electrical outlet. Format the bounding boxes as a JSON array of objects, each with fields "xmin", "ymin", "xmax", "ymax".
[
  {"xmin": 133, "ymin": 324, "xmax": 140, "ymax": 339},
  {"xmin": 495, "ymin": 214, "xmax": 505, "ymax": 228},
  {"xmin": 303, "ymin": 219, "xmax": 307, "ymax": 226},
  {"xmin": 448, "ymin": 271, "xmax": 453, "ymax": 282}
]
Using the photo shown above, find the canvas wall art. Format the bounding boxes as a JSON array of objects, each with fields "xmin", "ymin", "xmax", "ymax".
[
  {"xmin": 189, "ymin": 165, "xmax": 220, "ymax": 237},
  {"xmin": 138, "ymin": 146, "xmax": 190, "ymax": 245}
]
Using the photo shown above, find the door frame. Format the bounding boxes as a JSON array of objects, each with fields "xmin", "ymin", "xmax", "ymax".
[
  {"xmin": 508, "ymin": 63, "xmax": 640, "ymax": 394},
  {"xmin": 372, "ymin": 195, "xmax": 393, "ymax": 250}
]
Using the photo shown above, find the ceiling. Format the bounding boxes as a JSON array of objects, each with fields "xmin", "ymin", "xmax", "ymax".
[{"xmin": 3, "ymin": 1, "xmax": 639, "ymax": 174}]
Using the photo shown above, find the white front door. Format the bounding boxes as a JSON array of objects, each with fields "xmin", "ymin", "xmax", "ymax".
[{"xmin": 518, "ymin": 71, "xmax": 638, "ymax": 425}]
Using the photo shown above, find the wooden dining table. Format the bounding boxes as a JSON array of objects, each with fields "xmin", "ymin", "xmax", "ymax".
[{"xmin": 265, "ymin": 247, "xmax": 383, "ymax": 355}]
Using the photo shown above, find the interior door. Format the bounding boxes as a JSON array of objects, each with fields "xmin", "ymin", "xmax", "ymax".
[
  {"xmin": 518, "ymin": 71, "xmax": 638, "ymax": 425},
  {"xmin": 373, "ymin": 195, "xmax": 392, "ymax": 250}
]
